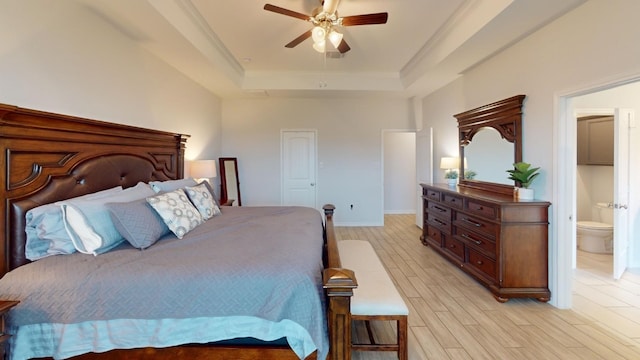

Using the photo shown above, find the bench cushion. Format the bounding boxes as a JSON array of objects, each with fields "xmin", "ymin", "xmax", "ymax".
[{"xmin": 338, "ymin": 240, "xmax": 408, "ymax": 316}]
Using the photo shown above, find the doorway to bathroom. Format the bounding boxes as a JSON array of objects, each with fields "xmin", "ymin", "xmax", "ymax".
[
  {"xmin": 574, "ymin": 112, "xmax": 615, "ymax": 278},
  {"xmin": 560, "ymin": 83, "xmax": 640, "ymax": 337},
  {"xmin": 554, "ymin": 79, "xmax": 640, "ymax": 310},
  {"xmin": 572, "ymin": 106, "xmax": 633, "ymax": 280}
]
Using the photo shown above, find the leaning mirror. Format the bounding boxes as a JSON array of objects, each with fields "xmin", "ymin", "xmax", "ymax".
[
  {"xmin": 219, "ymin": 157, "xmax": 241, "ymax": 206},
  {"xmin": 455, "ymin": 95, "xmax": 525, "ymax": 195}
]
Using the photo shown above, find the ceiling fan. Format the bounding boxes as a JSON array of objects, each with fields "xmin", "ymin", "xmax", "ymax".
[{"xmin": 263, "ymin": 0, "xmax": 388, "ymax": 54}]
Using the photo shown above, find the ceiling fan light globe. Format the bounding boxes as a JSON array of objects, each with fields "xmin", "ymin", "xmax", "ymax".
[
  {"xmin": 312, "ymin": 40, "xmax": 326, "ymax": 53},
  {"xmin": 311, "ymin": 26, "xmax": 326, "ymax": 43},
  {"xmin": 328, "ymin": 30, "xmax": 343, "ymax": 48}
]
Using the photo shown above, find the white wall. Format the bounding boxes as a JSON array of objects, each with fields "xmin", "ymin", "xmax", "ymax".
[
  {"xmin": 221, "ymin": 97, "xmax": 412, "ymax": 225},
  {"xmin": 384, "ymin": 132, "xmax": 416, "ymax": 214},
  {"xmin": 418, "ymin": 0, "xmax": 640, "ymax": 307},
  {"xmin": 419, "ymin": 78, "xmax": 465, "ymax": 183},
  {"xmin": 0, "ymin": 0, "xmax": 222, "ymax": 162}
]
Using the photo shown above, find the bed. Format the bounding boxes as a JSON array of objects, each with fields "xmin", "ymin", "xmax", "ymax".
[{"xmin": 0, "ymin": 103, "xmax": 357, "ymax": 360}]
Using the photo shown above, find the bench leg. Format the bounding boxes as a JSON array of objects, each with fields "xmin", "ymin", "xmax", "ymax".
[
  {"xmin": 398, "ymin": 316, "xmax": 408, "ymax": 360},
  {"xmin": 352, "ymin": 315, "xmax": 408, "ymax": 360}
]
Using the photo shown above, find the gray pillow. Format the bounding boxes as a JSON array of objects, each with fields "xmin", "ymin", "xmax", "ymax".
[{"xmin": 106, "ymin": 199, "xmax": 170, "ymax": 249}]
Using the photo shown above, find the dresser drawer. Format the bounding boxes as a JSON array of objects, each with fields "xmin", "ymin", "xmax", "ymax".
[
  {"xmin": 426, "ymin": 213, "xmax": 450, "ymax": 233},
  {"xmin": 466, "ymin": 199, "xmax": 497, "ymax": 219},
  {"xmin": 427, "ymin": 201, "xmax": 451, "ymax": 218},
  {"xmin": 467, "ymin": 249, "xmax": 496, "ymax": 280},
  {"xmin": 443, "ymin": 234, "xmax": 464, "ymax": 261},
  {"xmin": 455, "ymin": 226, "xmax": 496, "ymax": 258},
  {"xmin": 426, "ymin": 225, "xmax": 443, "ymax": 247},
  {"xmin": 443, "ymin": 194, "xmax": 463, "ymax": 209},
  {"xmin": 424, "ymin": 188, "xmax": 441, "ymax": 201},
  {"xmin": 454, "ymin": 212, "xmax": 497, "ymax": 239}
]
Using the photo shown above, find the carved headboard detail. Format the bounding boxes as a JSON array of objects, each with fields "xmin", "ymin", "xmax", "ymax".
[{"xmin": 0, "ymin": 103, "xmax": 189, "ymax": 275}]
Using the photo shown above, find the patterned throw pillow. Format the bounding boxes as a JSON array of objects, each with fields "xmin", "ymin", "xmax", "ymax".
[
  {"xmin": 184, "ymin": 183, "xmax": 221, "ymax": 220},
  {"xmin": 146, "ymin": 189, "xmax": 203, "ymax": 239}
]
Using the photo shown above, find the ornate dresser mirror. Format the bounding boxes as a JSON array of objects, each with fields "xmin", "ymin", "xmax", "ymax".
[{"xmin": 454, "ymin": 95, "xmax": 525, "ymax": 195}]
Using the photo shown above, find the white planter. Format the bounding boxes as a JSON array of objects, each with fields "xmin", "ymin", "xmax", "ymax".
[
  {"xmin": 517, "ymin": 187, "xmax": 534, "ymax": 200},
  {"xmin": 447, "ymin": 178, "xmax": 457, "ymax": 186}
]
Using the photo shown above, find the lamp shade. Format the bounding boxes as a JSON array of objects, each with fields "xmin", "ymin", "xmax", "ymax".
[
  {"xmin": 439, "ymin": 157, "xmax": 460, "ymax": 170},
  {"xmin": 190, "ymin": 160, "xmax": 217, "ymax": 179}
]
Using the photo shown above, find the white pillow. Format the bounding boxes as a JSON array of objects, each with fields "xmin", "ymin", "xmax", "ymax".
[
  {"xmin": 146, "ymin": 189, "xmax": 203, "ymax": 239},
  {"xmin": 61, "ymin": 182, "xmax": 155, "ymax": 255},
  {"xmin": 149, "ymin": 178, "xmax": 197, "ymax": 193},
  {"xmin": 184, "ymin": 183, "xmax": 221, "ymax": 220}
]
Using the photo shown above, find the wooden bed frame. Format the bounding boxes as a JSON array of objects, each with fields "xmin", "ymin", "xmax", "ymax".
[{"xmin": 0, "ymin": 103, "xmax": 357, "ymax": 360}]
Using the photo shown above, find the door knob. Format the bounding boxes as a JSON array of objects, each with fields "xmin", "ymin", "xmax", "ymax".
[
  {"xmin": 310, "ymin": 183, "xmax": 315, "ymax": 186},
  {"xmin": 614, "ymin": 203, "xmax": 628, "ymax": 209}
]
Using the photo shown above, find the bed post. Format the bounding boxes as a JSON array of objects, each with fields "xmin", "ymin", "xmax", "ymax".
[{"xmin": 322, "ymin": 204, "xmax": 356, "ymax": 360}]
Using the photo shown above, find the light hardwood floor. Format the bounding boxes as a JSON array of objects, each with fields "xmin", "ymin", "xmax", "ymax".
[{"xmin": 336, "ymin": 214, "xmax": 640, "ymax": 359}]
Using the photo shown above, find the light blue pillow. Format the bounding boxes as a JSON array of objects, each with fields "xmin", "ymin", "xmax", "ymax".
[
  {"xmin": 149, "ymin": 178, "xmax": 197, "ymax": 193},
  {"xmin": 25, "ymin": 186, "xmax": 123, "ymax": 260},
  {"xmin": 61, "ymin": 182, "xmax": 155, "ymax": 255}
]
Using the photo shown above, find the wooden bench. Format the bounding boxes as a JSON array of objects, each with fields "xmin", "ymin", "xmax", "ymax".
[{"xmin": 337, "ymin": 240, "xmax": 408, "ymax": 360}]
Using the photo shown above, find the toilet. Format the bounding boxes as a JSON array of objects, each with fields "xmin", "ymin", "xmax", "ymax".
[{"xmin": 577, "ymin": 202, "xmax": 614, "ymax": 254}]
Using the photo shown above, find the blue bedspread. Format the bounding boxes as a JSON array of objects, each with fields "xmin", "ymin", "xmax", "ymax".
[{"xmin": 0, "ymin": 206, "xmax": 327, "ymax": 359}]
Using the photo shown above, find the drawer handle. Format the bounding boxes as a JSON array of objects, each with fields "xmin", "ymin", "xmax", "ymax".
[
  {"xmin": 449, "ymin": 244, "xmax": 457, "ymax": 249},
  {"xmin": 462, "ymin": 218, "xmax": 482, "ymax": 227},
  {"xmin": 461, "ymin": 233, "xmax": 482, "ymax": 245},
  {"xmin": 476, "ymin": 260, "xmax": 484, "ymax": 265},
  {"xmin": 433, "ymin": 206, "xmax": 447, "ymax": 212},
  {"xmin": 434, "ymin": 218, "xmax": 447, "ymax": 226}
]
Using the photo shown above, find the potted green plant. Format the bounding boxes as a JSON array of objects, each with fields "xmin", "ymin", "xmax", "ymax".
[
  {"xmin": 506, "ymin": 162, "xmax": 540, "ymax": 200},
  {"xmin": 444, "ymin": 170, "xmax": 458, "ymax": 186},
  {"xmin": 464, "ymin": 170, "xmax": 477, "ymax": 180}
]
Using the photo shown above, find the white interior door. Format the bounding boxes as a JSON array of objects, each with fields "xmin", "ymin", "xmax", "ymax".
[
  {"xmin": 613, "ymin": 109, "xmax": 632, "ymax": 279},
  {"xmin": 281, "ymin": 130, "xmax": 317, "ymax": 208}
]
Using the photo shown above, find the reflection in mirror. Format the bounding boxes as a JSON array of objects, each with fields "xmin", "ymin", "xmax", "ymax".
[
  {"xmin": 219, "ymin": 157, "xmax": 241, "ymax": 206},
  {"xmin": 464, "ymin": 127, "xmax": 513, "ymax": 185}
]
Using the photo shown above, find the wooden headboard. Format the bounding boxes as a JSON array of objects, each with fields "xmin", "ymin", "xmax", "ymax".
[{"xmin": 0, "ymin": 103, "xmax": 189, "ymax": 276}]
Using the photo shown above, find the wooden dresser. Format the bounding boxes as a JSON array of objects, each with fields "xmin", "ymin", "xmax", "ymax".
[{"xmin": 420, "ymin": 183, "xmax": 551, "ymax": 302}]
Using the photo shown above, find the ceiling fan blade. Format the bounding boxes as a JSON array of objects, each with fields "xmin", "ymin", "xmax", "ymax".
[
  {"xmin": 264, "ymin": 4, "xmax": 310, "ymax": 21},
  {"xmin": 336, "ymin": 39, "xmax": 351, "ymax": 53},
  {"xmin": 285, "ymin": 30, "xmax": 312, "ymax": 48},
  {"xmin": 341, "ymin": 12, "xmax": 388, "ymax": 26}
]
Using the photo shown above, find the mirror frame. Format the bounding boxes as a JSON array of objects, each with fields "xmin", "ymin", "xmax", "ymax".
[
  {"xmin": 455, "ymin": 95, "xmax": 525, "ymax": 195},
  {"xmin": 219, "ymin": 157, "xmax": 241, "ymax": 206}
]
